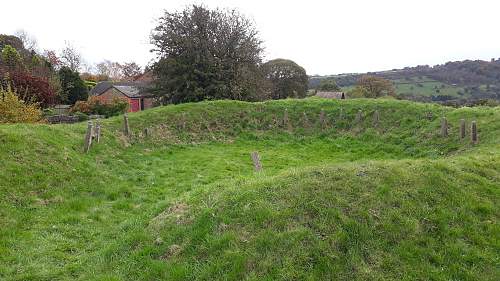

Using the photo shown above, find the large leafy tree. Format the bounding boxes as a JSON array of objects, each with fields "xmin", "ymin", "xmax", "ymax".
[
  {"xmin": 58, "ymin": 66, "xmax": 88, "ymax": 104},
  {"xmin": 317, "ymin": 78, "xmax": 341, "ymax": 91},
  {"xmin": 150, "ymin": 5, "xmax": 264, "ymax": 104},
  {"xmin": 122, "ymin": 62, "xmax": 142, "ymax": 81},
  {"xmin": 60, "ymin": 42, "xmax": 82, "ymax": 72},
  {"xmin": 353, "ymin": 75, "xmax": 396, "ymax": 98},
  {"xmin": 1, "ymin": 45, "xmax": 23, "ymax": 70},
  {"xmin": 261, "ymin": 59, "xmax": 308, "ymax": 99}
]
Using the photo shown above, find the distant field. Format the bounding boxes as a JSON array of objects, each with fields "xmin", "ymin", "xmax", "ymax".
[
  {"xmin": 394, "ymin": 78, "xmax": 466, "ymax": 98},
  {"xmin": 341, "ymin": 76, "xmax": 467, "ymax": 99}
]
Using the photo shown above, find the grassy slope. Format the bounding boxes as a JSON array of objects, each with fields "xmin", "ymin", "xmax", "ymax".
[
  {"xmin": 0, "ymin": 99, "xmax": 499, "ymax": 280},
  {"xmin": 341, "ymin": 77, "xmax": 467, "ymax": 99},
  {"xmin": 394, "ymin": 81, "xmax": 464, "ymax": 97}
]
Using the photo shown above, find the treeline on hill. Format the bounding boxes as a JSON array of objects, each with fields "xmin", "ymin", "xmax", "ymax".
[{"xmin": 310, "ymin": 59, "xmax": 500, "ymax": 106}]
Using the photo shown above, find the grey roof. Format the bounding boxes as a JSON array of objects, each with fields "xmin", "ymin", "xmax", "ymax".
[
  {"xmin": 114, "ymin": 85, "xmax": 140, "ymax": 97},
  {"xmin": 90, "ymin": 81, "xmax": 152, "ymax": 98}
]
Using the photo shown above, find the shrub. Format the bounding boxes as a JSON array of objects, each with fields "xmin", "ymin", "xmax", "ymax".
[
  {"xmin": 42, "ymin": 108, "xmax": 56, "ymax": 117},
  {"xmin": 73, "ymin": 112, "xmax": 89, "ymax": 121},
  {"xmin": 0, "ymin": 69, "xmax": 58, "ymax": 107},
  {"xmin": 70, "ymin": 96, "xmax": 129, "ymax": 118},
  {"xmin": 71, "ymin": 100, "xmax": 93, "ymax": 114},
  {"xmin": 93, "ymin": 98, "xmax": 129, "ymax": 117},
  {"xmin": 0, "ymin": 86, "xmax": 43, "ymax": 123}
]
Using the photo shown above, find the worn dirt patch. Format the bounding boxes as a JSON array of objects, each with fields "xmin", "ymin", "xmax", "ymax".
[
  {"xmin": 149, "ymin": 202, "xmax": 190, "ymax": 231},
  {"xmin": 161, "ymin": 244, "xmax": 182, "ymax": 260}
]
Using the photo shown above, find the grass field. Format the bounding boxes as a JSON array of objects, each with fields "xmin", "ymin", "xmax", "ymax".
[
  {"xmin": 0, "ymin": 98, "xmax": 499, "ymax": 280},
  {"xmin": 393, "ymin": 80, "xmax": 465, "ymax": 98},
  {"xmin": 341, "ymin": 76, "xmax": 467, "ymax": 99}
]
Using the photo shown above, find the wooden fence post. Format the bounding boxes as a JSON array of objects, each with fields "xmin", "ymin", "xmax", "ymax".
[
  {"xmin": 180, "ymin": 113, "xmax": 187, "ymax": 130},
  {"xmin": 319, "ymin": 109, "xmax": 326, "ymax": 129},
  {"xmin": 250, "ymin": 151, "xmax": 262, "ymax": 172},
  {"xmin": 426, "ymin": 112, "xmax": 433, "ymax": 120},
  {"xmin": 302, "ymin": 112, "xmax": 311, "ymax": 128},
  {"xmin": 95, "ymin": 119, "xmax": 101, "ymax": 143},
  {"xmin": 84, "ymin": 121, "xmax": 93, "ymax": 153},
  {"xmin": 283, "ymin": 109, "xmax": 289, "ymax": 129},
  {"xmin": 124, "ymin": 113, "xmax": 130, "ymax": 136},
  {"xmin": 441, "ymin": 117, "xmax": 448, "ymax": 137},
  {"xmin": 460, "ymin": 119, "xmax": 466, "ymax": 139},
  {"xmin": 354, "ymin": 110, "xmax": 362, "ymax": 124},
  {"xmin": 373, "ymin": 110, "xmax": 380, "ymax": 127},
  {"xmin": 471, "ymin": 121, "xmax": 478, "ymax": 144}
]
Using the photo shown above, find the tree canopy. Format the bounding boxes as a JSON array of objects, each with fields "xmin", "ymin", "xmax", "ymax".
[
  {"xmin": 150, "ymin": 5, "xmax": 264, "ymax": 104},
  {"xmin": 351, "ymin": 75, "xmax": 396, "ymax": 98},
  {"xmin": 261, "ymin": 59, "xmax": 308, "ymax": 99},
  {"xmin": 58, "ymin": 66, "xmax": 88, "ymax": 104},
  {"xmin": 1, "ymin": 45, "xmax": 23, "ymax": 69},
  {"xmin": 317, "ymin": 78, "xmax": 340, "ymax": 92}
]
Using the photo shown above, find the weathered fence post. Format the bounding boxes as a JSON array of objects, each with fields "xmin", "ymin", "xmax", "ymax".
[
  {"xmin": 181, "ymin": 113, "xmax": 187, "ymax": 130},
  {"xmin": 373, "ymin": 110, "xmax": 380, "ymax": 127},
  {"xmin": 83, "ymin": 121, "xmax": 93, "ymax": 153},
  {"xmin": 283, "ymin": 109, "xmax": 290, "ymax": 130},
  {"xmin": 354, "ymin": 110, "xmax": 362, "ymax": 124},
  {"xmin": 302, "ymin": 112, "xmax": 311, "ymax": 128},
  {"xmin": 440, "ymin": 117, "xmax": 448, "ymax": 137},
  {"xmin": 124, "ymin": 113, "xmax": 130, "ymax": 136},
  {"xmin": 460, "ymin": 119, "xmax": 466, "ymax": 139},
  {"xmin": 319, "ymin": 109, "xmax": 326, "ymax": 129},
  {"xmin": 95, "ymin": 119, "xmax": 101, "ymax": 143},
  {"xmin": 426, "ymin": 112, "xmax": 433, "ymax": 120},
  {"xmin": 250, "ymin": 151, "xmax": 262, "ymax": 172},
  {"xmin": 471, "ymin": 121, "xmax": 478, "ymax": 144}
]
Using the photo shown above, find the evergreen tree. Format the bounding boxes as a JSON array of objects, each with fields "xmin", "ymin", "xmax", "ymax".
[{"xmin": 58, "ymin": 66, "xmax": 88, "ymax": 104}]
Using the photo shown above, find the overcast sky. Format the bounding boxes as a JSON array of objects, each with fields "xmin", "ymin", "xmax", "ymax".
[{"xmin": 1, "ymin": 0, "xmax": 499, "ymax": 75}]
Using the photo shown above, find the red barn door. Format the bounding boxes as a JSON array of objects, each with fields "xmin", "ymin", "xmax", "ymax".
[{"xmin": 129, "ymin": 99, "xmax": 140, "ymax": 112}]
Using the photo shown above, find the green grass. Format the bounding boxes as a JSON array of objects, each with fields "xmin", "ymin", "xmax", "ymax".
[
  {"xmin": 341, "ymin": 76, "xmax": 467, "ymax": 99},
  {"xmin": 394, "ymin": 80, "xmax": 465, "ymax": 98},
  {"xmin": 0, "ymin": 98, "xmax": 499, "ymax": 280}
]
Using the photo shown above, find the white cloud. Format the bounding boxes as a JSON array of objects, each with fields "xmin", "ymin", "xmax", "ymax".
[{"xmin": 1, "ymin": 0, "xmax": 499, "ymax": 74}]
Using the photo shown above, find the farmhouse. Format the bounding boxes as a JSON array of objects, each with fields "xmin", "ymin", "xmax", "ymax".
[
  {"xmin": 90, "ymin": 82, "xmax": 155, "ymax": 112},
  {"xmin": 316, "ymin": 91, "xmax": 346, "ymax": 99}
]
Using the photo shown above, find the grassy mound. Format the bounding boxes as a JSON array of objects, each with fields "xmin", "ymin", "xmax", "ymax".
[{"xmin": 0, "ymin": 98, "xmax": 498, "ymax": 280}]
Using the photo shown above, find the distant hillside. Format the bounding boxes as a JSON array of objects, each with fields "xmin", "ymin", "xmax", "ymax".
[{"xmin": 310, "ymin": 59, "xmax": 500, "ymax": 104}]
